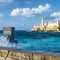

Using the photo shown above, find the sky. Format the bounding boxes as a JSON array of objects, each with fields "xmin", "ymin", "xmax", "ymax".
[{"xmin": 0, "ymin": 0, "xmax": 60, "ymax": 30}]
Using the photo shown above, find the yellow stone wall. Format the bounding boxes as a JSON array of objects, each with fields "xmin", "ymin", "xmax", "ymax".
[
  {"xmin": 0, "ymin": 48, "xmax": 60, "ymax": 60},
  {"xmin": 46, "ymin": 26, "xmax": 59, "ymax": 31},
  {"xmin": 31, "ymin": 25, "xmax": 60, "ymax": 32}
]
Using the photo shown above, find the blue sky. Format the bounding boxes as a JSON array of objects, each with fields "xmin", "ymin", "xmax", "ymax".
[{"xmin": 0, "ymin": 0, "xmax": 60, "ymax": 30}]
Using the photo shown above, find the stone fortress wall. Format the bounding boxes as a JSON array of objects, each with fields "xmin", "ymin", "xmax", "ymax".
[{"xmin": 31, "ymin": 17, "xmax": 60, "ymax": 32}]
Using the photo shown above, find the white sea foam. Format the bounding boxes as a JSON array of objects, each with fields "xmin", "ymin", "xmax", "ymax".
[
  {"xmin": 0, "ymin": 35, "xmax": 9, "ymax": 46},
  {"xmin": 0, "ymin": 35, "xmax": 31, "ymax": 49},
  {"xmin": 0, "ymin": 35, "xmax": 17, "ymax": 48}
]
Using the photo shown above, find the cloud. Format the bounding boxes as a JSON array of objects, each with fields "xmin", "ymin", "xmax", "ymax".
[
  {"xmin": 50, "ymin": 12, "xmax": 60, "ymax": 18},
  {"xmin": 0, "ymin": 13, "xmax": 3, "ymax": 17},
  {"xmin": 0, "ymin": 0, "xmax": 14, "ymax": 5},
  {"xmin": 25, "ymin": 1, "xmax": 31, "ymax": 4},
  {"xmin": 55, "ymin": 18, "xmax": 60, "ymax": 21},
  {"xmin": 10, "ymin": 4, "xmax": 50, "ymax": 17},
  {"xmin": 0, "ymin": 0, "xmax": 12, "ymax": 3}
]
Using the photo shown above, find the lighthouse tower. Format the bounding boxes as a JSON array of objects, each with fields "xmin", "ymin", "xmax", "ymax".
[{"xmin": 41, "ymin": 16, "xmax": 44, "ymax": 26}]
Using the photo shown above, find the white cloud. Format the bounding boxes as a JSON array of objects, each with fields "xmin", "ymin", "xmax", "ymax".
[
  {"xmin": 55, "ymin": 18, "xmax": 60, "ymax": 21},
  {"xmin": 51, "ymin": 12, "xmax": 60, "ymax": 17},
  {"xmin": 25, "ymin": 1, "xmax": 31, "ymax": 4},
  {"xmin": 10, "ymin": 4, "xmax": 50, "ymax": 17},
  {"xmin": 10, "ymin": 8, "xmax": 20, "ymax": 16},
  {"xmin": 0, "ymin": 0, "xmax": 14, "ymax": 4},
  {"xmin": 0, "ymin": 13, "xmax": 3, "ymax": 17}
]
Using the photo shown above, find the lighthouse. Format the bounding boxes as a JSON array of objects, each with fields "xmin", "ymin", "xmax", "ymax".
[{"xmin": 41, "ymin": 16, "xmax": 44, "ymax": 26}]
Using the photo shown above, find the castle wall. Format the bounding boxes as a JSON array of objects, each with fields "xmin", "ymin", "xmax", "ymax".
[{"xmin": 46, "ymin": 26, "xmax": 59, "ymax": 31}]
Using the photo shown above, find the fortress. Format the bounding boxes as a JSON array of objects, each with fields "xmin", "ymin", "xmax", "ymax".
[{"xmin": 31, "ymin": 17, "xmax": 60, "ymax": 32}]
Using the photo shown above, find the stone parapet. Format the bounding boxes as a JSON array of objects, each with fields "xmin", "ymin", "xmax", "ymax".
[{"xmin": 0, "ymin": 48, "xmax": 60, "ymax": 60}]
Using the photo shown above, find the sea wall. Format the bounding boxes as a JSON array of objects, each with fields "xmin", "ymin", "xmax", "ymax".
[{"xmin": 0, "ymin": 47, "xmax": 60, "ymax": 60}]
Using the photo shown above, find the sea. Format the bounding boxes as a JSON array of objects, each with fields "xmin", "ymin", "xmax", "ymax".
[{"xmin": 0, "ymin": 30, "xmax": 60, "ymax": 53}]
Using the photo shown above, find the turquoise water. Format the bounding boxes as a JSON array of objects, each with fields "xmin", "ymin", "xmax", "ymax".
[
  {"xmin": 0, "ymin": 30, "xmax": 60, "ymax": 53},
  {"xmin": 14, "ymin": 31, "xmax": 60, "ymax": 53}
]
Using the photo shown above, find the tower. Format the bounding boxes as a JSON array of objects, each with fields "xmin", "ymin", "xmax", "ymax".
[
  {"xmin": 41, "ymin": 16, "xmax": 44, "ymax": 26},
  {"xmin": 3, "ymin": 27, "xmax": 15, "ymax": 42}
]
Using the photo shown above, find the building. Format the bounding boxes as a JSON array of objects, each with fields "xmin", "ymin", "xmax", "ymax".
[{"xmin": 31, "ymin": 17, "xmax": 60, "ymax": 32}]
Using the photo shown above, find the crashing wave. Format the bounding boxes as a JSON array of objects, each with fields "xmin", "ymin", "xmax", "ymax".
[{"xmin": 0, "ymin": 34, "xmax": 17, "ymax": 48}]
